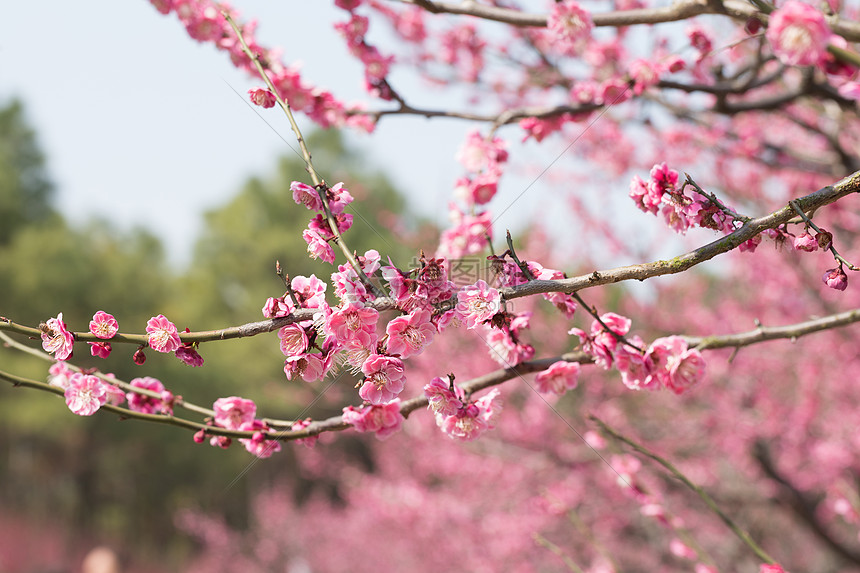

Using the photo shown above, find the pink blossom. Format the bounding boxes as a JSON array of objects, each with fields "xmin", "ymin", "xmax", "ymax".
[
  {"xmin": 570, "ymin": 312, "xmax": 632, "ymax": 369},
  {"xmin": 436, "ymin": 208, "xmax": 493, "ymax": 259},
  {"xmin": 213, "ymin": 396, "xmax": 257, "ymax": 430},
  {"xmin": 457, "ymin": 280, "xmax": 501, "ymax": 329},
  {"xmin": 760, "ymin": 566, "xmax": 788, "ymax": 573},
  {"xmin": 650, "ymin": 162, "xmax": 679, "ymax": 192},
  {"xmin": 424, "ymin": 376, "xmax": 464, "ymax": 417},
  {"xmin": 823, "ymin": 266, "xmax": 848, "ymax": 291},
  {"xmin": 89, "ymin": 311, "xmax": 118, "ymax": 339},
  {"xmin": 615, "ymin": 337, "xmax": 659, "ymax": 391},
  {"xmin": 456, "ymin": 130, "xmax": 508, "ymax": 173},
  {"xmin": 484, "ymin": 326, "xmax": 535, "ymax": 367},
  {"xmin": 548, "ymin": 0, "xmax": 593, "ymax": 54},
  {"xmin": 793, "ymin": 231, "xmax": 819, "ymax": 251},
  {"xmin": 88, "ymin": 341, "xmax": 112, "ymax": 359},
  {"xmin": 342, "ymin": 400, "xmax": 404, "ymax": 440},
  {"xmin": 385, "ymin": 308, "xmax": 437, "ymax": 358},
  {"xmin": 648, "ymin": 336, "xmax": 706, "ymax": 394},
  {"xmin": 278, "ymin": 324, "xmax": 309, "ymax": 357},
  {"xmin": 48, "ymin": 361, "xmax": 74, "ymax": 390},
  {"xmin": 291, "ymin": 418, "xmax": 319, "ymax": 448},
  {"xmin": 175, "ymin": 344, "xmax": 204, "ymax": 366},
  {"xmin": 328, "ymin": 182, "xmax": 354, "ymax": 214},
  {"xmin": 438, "ymin": 389, "xmax": 502, "ymax": 441},
  {"xmin": 127, "ymin": 377, "xmax": 169, "ymax": 415},
  {"xmin": 146, "ymin": 314, "xmax": 182, "ymax": 353},
  {"xmin": 291, "ymin": 181, "xmax": 324, "ymax": 211},
  {"xmin": 534, "ymin": 361, "xmax": 581, "ymax": 395},
  {"xmin": 302, "ymin": 229, "xmax": 336, "ymax": 264},
  {"xmin": 766, "ymin": 0, "xmax": 830, "ymax": 67},
  {"xmin": 248, "ymin": 87, "xmax": 277, "ymax": 108},
  {"xmin": 64, "ymin": 373, "xmax": 108, "ymax": 416},
  {"xmin": 238, "ymin": 420, "xmax": 282, "ymax": 458},
  {"xmin": 327, "ymin": 302, "xmax": 379, "ymax": 348},
  {"xmin": 41, "ymin": 313, "xmax": 74, "ymax": 360},
  {"xmin": 102, "ymin": 377, "xmax": 126, "ymax": 406},
  {"xmin": 284, "ymin": 349, "xmax": 334, "ymax": 382},
  {"xmin": 358, "ymin": 354, "xmax": 406, "ymax": 404}
]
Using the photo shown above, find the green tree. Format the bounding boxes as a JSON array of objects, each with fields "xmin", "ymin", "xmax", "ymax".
[{"xmin": 0, "ymin": 99, "xmax": 54, "ymax": 244}]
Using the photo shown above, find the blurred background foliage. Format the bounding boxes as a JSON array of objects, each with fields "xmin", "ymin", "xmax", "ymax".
[{"xmin": 0, "ymin": 98, "xmax": 423, "ymax": 569}]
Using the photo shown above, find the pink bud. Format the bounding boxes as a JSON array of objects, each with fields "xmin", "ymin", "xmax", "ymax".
[
  {"xmin": 133, "ymin": 347, "xmax": 147, "ymax": 365},
  {"xmin": 822, "ymin": 266, "xmax": 848, "ymax": 291},
  {"xmin": 193, "ymin": 429, "xmax": 206, "ymax": 443}
]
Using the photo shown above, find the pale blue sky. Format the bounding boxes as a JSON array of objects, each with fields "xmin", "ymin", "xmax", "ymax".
[{"xmin": 1, "ymin": 1, "xmax": 482, "ymax": 266}]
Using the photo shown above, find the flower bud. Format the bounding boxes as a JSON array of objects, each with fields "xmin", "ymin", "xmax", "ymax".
[
  {"xmin": 822, "ymin": 266, "xmax": 848, "ymax": 291},
  {"xmin": 133, "ymin": 347, "xmax": 147, "ymax": 365}
]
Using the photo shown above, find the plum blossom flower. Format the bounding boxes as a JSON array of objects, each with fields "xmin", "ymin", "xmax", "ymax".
[
  {"xmin": 548, "ymin": 0, "xmax": 593, "ymax": 54},
  {"xmin": 175, "ymin": 344, "xmax": 204, "ymax": 367},
  {"xmin": 327, "ymin": 302, "xmax": 379, "ymax": 348},
  {"xmin": 146, "ymin": 314, "xmax": 182, "ymax": 353},
  {"xmin": 41, "ymin": 313, "xmax": 74, "ymax": 360},
  {"xmin": 291, "ymin": 181, "xmax": 324, "ymax": 211},
  {"xmin": 766, "ymin": 0, "xmax": 830, "ymax": 67},
  {"xmin": 569, "ymin": 312, "xmax": 632, "ymax": 369},
  {"xmin": 64, "ymin": 373, "xmax": 108, "ymax": 416},
  {"xmin": 284, "ymin": 348, "xmax": 335, "ymax": 382},
  {"xmin": 342, "ymin": 400, "xmax": 404, "ymax": 440},
  {"xmin": 534, "ymin": 361, "xmax": 581, "ymax": 395},
  {"xmin": 823, "ymin": 266, "xmax": 848, "ymax": 291},
  {"xmin": 238, "ymin": 420, "xmax": 281, "ymax": 458},
  {"xmin": 89, "ymin": 311, "xmax": 118, "ymax": 339},
  {"xmin": 437, "ymin": 389, "xmax": 502, "ymax": 441},
  {"xmin": 302, "ymin": 229, "xmax": 336, "ymax": 264},
  {"xmin": 424, "ymin": 376, "xmax": 464, "ymax": 417},
  {"xmin": 385, "ymin": 308, "xmax": 437, "ymax": 358},
  {"xmin": 89, "ymin": 341, "xmax": 112, "ymax": 359},
  {"xmin": 358, "ymin": 354, "xmax": 406, "ymax": 404},
  {"xmin": 213, "ymin": 396, "xmax": 257, "ymax": 430},
  {"xmin": 648, "ymin": 336, "xmax": 706, "ymax": 394},
  {"xmin": 278, "ymin": 324, "xmax": 309, "ymax": 357},
  {"xmin": 457, "ymin": 280, "xmax": 501, "ymax": 329},
  {"xmin": 127, "ymin": 377, "xmax": 170, "ymax": 414},
  {"xmin": 248, "ymin": 87, "xmax": 277, "ymax": 108},
  {"xmin": 48, "ymin": 361, "xmax": 74, "ymax": 390}
]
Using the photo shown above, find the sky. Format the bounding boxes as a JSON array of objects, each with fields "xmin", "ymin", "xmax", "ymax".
[{"xmin": 1, "ymin": 1, "xmax": 485, "ymax": 267}]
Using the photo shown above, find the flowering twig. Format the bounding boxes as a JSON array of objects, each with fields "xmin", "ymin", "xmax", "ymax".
[
  {"xmin": 4, "ymin": 305, "xmax": 860, "ymax": 443},
  {"xmin": 684, "ymin": 174, "xmax": 751, "ymax": 223},
  {"xmin": 222, "ymin": 12, "xmax": 382, "ymax": 298},
  {"xmin": 501, "ymin": 170, "xmax": 860, "ymax": 301},
  {"xmin": 589, "ymin": 415, "xmax": 777, "ymax": 565},
  {"xmin": 789, "ymin": 199, "xmax": 860, "ymax": 271}
]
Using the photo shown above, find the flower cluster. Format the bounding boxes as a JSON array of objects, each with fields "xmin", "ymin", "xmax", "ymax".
[
  {"xmin": 151, "ymin": 0, "xmax": 374, "ymax": 131},
  {"xmin": 438, "ymin": 130, "xmax": 508, "ymax": 258},
  {"xmin": 292, "ymin": 181, "xmax": 354, "ymax": 264},
  {"xmin": 424, "ymin": 376, "xmax": 502, "ymax": 441},
  {"xmin": 88, "ymin": 311, "xmax": 118, "ymax": 358},
  {"xmin": 333, "ymin": 5, "xmax": 396, "ymax": 99},
  {"xmin": 571, "ymin": 315, "xmax": 706, "ymax": 394},
  {"xmin": 630, "ymin": 163, "xmax": 738, "ymax": 235}
]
